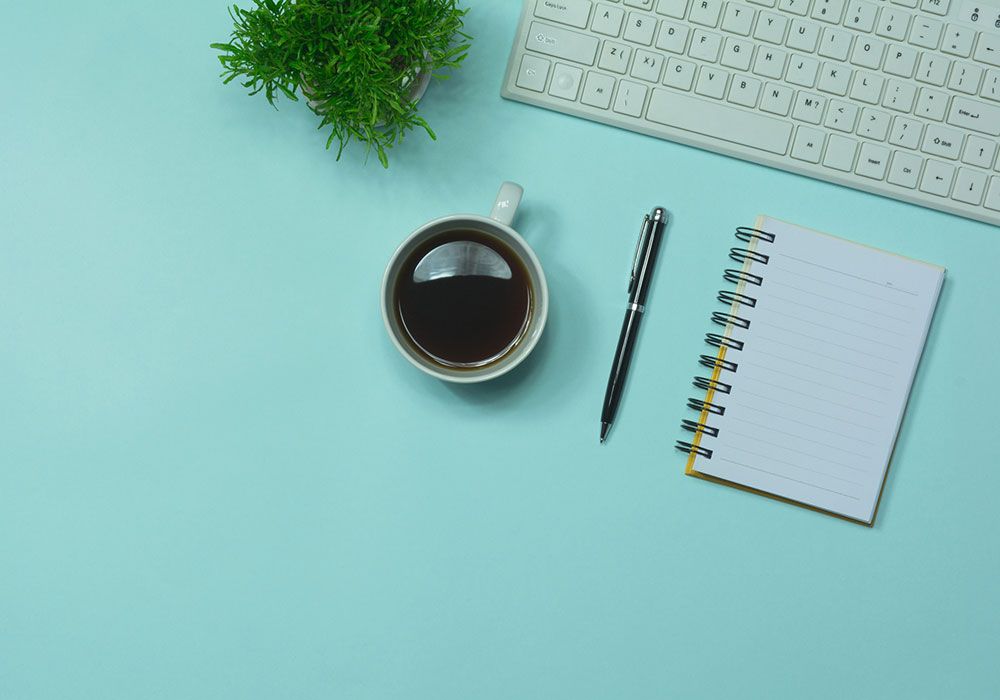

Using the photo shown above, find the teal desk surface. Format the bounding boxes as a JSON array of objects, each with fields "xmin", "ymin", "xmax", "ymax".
[{"xmin": 2, "ymin": 2, "xmax": 998, "ymax": 698}]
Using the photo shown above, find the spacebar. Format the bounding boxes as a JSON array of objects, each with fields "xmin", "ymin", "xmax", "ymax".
[{"xmin": 646, "ymin": 89, "xmax": 792, "ymax": 156}]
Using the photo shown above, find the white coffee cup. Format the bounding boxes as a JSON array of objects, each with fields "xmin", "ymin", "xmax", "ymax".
[{"xmin": 381, "ymin": 182, "xmax": 548, "ymax": 383}]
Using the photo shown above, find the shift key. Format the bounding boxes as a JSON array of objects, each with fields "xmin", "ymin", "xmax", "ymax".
[
  {"xmin": 646, "ymin": 89, "xmax": 792, "ymax": 155},
  {"xmin": 526, "ymin": 22, "xmax": 600, "ymax": 66}
]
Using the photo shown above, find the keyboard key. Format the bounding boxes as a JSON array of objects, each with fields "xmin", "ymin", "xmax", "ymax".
[
  {"xmin": 974, "ymin": 34, "xmax": 1000, "ymax": 68},
  {"xmin": 856, "ymin": 142, "xmax": 891, "ymax": 178},
  {"xmin": 582, "ymin": 71, "xmax": 616, "ymax": 107},
  {"xmin": 916, "ymin": 54, "xmax": 950, "ymax": 86},
  {"xmin": 844, "ymin": 1, "xmax": 878, "ymax": 32},
  {"xmin": 753, "ymin": 47, "xmax": 788, "ymax": 78},
  {"xmin": 875, "ymin": 8, "xmax": 911, "ymax": 41},
  {"xmin": 754, "ymin": 12, "xmax": 789, "ymax": 44},
  {"xmin": 942, "ymin": 24, "xmax": 975, "ymax": 57},
  {"xmin": 664, "ymin": 57, "xmax": 697, "ymax": 89},
  {"xmin": 536, "ymin": 0, "xmax": 594, "ymax": 28},
  {"xmin": 823, "ymin": 134, "xmax": 859, "ymax": 170},
  {"xmin": 549, "ymin": 63, "xmax": 584, "ymax": 99},
  {"xmin": 761, "ymin": 82, "xmax": 795, "ymax": 114},
  {"xmin": 919, "ymin": 0, "xmax": 949, "ymax": 16},
  {"xmin": 946, "ymin": 96, "xmax": 1000, "ymax": 135},
  {"xmin": 884, "ymin": 44, "xmax": 918, "ymax": 77},
  {"xmin": 599, "ymin": 41, "xmax": 632, "ymax": 72},
  {"xmin": 818, "ymin": 62, "xmax": 852, "ymax": 94},
  {"xmin": 915, "ymin": 88, "xmax": 948, "ymax": 120},
  {"xmin": 851, "ymin": 37, "xmax": 887, "ymax": 69},
  {"xmin": 728, "ymin": 74, "xmax": 763, "ymax": 106},
  {"xmin": 858, "ymin": 107, "xmax": 891, "ymax": 139},
  {"xmin": 646, "ymin": 88, "xmax": 793, "ymax": 153},
  {"xmin": 747, "ymin": 0, "xmax": 776, "ymax": 6},
  {"xmin": 690, "ymin": 30, "xmax": 723, "ymax": 61},
  {"xmin": 592, "ymin": 4, "xmax": 626, "ymax": 36},
  {"xmin": 888, "ymin": 150, "xmax": 924, "ymax": 186},
  {"xmin": 778, "ymin": 0, "xmax": 810, "ymax": 16},
  {"xmin": 811, "ymin": 0, "xmax": 846, "ymax": 24},
  {"xmin": 962, "ymin": 135, "xmax": 997, "ymax": 169},
  {"xmin": 624, "ymin": 12, "xmax": 657, "ymax": 44},
  {"xmin": 721, "ymin": 3, "xmax": 756, "ymax": 35},
  {"xmin": 792, "ymin": 126, "xmax": 826, "ymax": 162},
  {"xmin": 889, "ymin": 115, "xmax": 923, "ymax": 148},
  {"xmin": 792, "ymin": 91, "xmax": 826, "ymax": 123},
  {"xmin": 891, "ymin": 0, "xmax": 918, "ymax": 8},
  {"xmin": 919, "ymin": 159, "xmax": 955, "ymax": 195},
  {"xmin": 516, "ymin": 55, "xmax": 552, "ymax": 92},
  {"xmin": 909, "ymin": 19, "xmax": 942, "ymax": 50},
  {"xmin": 696, "ymin": 66, "xmax": 731, "ymax": 98},
  {"xmin": 787, "ymin": 20, "xmax": 821, "ymax": 52},
  {"xmin": 721, "ymin": 38, "xmax": 755, "ymax": 70},
  {"xmin": 527, "ymin": 22, "xmax": 601, "ymax": 65},
  {"xmin": 825, "ymin": 100, "xmax": 860, "ymax": 131},
  {"xmin": 849, "ymin": 72, "xmax": 885, "ymax": 104},
  {"xmin": 921, "ymin": 123, "xmax": 963, "ymax": 158},
  {"xmin": 819, "ymin": 27, "xmax": 854, "ymax": 60},
  {"xmin": 632, "ymin": 49, "xmax": 666, "ymax": 81},
  {"xmin": 953, "ymin": 168, "xmax": 988, "ymax": 204},
  {"xmin": 948, "ymin": 63, "xmax": 984, "ymax": 94},
  {"xmin": 883, "ymin": 80, "xmax": 917, "ymax": 111},
  {"xmin": 625, "ymin": 0, "xmax": 656, "ymax": 7},
  {"xmin": 690, "ymin": 0, "xmax": 724, "ymax": 26},
  {"xmin": 984, "ymin": 70, "xmax": 1000, "ymax": 102},
  {"xmin": 656, "ymin": 0, "xmax": 690, "ymax": 17},
  {"xmin": 614, "ymin": 79, "xmax": 649, "ymax": 115},
  {"xmin": 656, "ymin": 21, "xmax": 691, "ymax": 53},
  {"xmin": 787, "ymin": 56, "xmax": 820, "ymax": 87},
  {"xmin": 986, "ymin": 177, "xmax": 1000, "ymax": 211}
]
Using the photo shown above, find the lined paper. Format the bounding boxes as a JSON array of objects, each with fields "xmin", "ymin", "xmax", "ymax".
[{"xmin": 691, "ymin": 217, "xmax": 944, "ymax": 524}]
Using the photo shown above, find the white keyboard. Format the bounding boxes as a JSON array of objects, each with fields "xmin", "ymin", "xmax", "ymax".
[{"xmin": 501, "ymin": 0, "xmax": 1000, "ymax": 226}]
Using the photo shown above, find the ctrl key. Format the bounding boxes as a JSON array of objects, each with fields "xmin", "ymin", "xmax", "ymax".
[{"xmin": 516, "ymin": 55, "xmax": 551, "ymax": 92}]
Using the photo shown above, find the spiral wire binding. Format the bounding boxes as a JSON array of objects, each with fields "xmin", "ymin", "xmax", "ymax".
[{"xmin": 676, "ymin": 226, "xmax": 776, "ymax": 460}]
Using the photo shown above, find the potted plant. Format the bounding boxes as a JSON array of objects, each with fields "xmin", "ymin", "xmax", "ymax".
[{"xmin": 211, "ymin": 0, "xmax": 471, "ymax": 167}]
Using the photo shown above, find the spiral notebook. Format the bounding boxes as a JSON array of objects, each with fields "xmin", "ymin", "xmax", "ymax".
[{"xmin": 677, "ymin": 216, "xmax": 944, "ymax": 525}]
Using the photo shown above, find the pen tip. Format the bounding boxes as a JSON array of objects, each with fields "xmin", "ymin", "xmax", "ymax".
[{"xmin": 600, "ymin": 423, "xmax": 610, "ymax": 444}]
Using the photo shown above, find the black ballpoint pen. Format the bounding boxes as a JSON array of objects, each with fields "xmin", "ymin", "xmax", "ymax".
[{"xmin": 600, "ymin": 207, "xmax": 668, "ymax": 443}]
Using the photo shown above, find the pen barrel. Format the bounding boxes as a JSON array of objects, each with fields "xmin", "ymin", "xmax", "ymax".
[
  {"xmin": 601, "ymin": 309, "xmax": 643, "ymax": 424},
  {"xmin": 631, "ymin": 225, "xmax": 664, "ymax": 307}
]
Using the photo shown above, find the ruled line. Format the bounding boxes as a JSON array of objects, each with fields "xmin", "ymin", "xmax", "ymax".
[
  {"xmin": 729, "ymin": 414, "xmax": 872, "ymax": 459},
  {"xmin": 722, "ymin": 443, "xmax": 864, "ymax": 487},
  {"xmin": 717, "ymin": 457, "xmax": 861, "ymax": 500},
  {"xmin": 754, "ymin": 320, "xmax": 899, "ymax": 362},
  {"xmin": 740, "ymin": 375, "xmax": 886, "ymax": 416},
  {"xmin": 748, "ymin": 348, "xmax": 893, "ymax": 391},
  {"xmin": 725, "ymin": 428, "xmax": 868, "ymax": 474},
  {"xmin": 740, "ymin": 388, "xmax": 884, "ymax": 429},
  {"xmin": 729, "ymin": 400, "xmax": 877, "ymax": 446},
  {"xmin": 775, "ymin": 252, "xmax": 919, "ymax": 296},
  {"xmin": 768, "ymin": 264, "xmax": 917, "ymax": 310},
  {"xmin": 740, "ymin": 360, "xmax": 888, "ymax": 405},
  {"xmin": 766, "ymin": 279, "xmax": 913, "ymax": 323},
  {"xmin": 753, "ymin": 334, "xmax": 897, "ymax": 376},
  {"xmin": 768, "ymin": 293, "xmax": 909, "ymax": 332},
  {"xmin": 761, "ymin": 308, "xmax": 905, "ymax": 350}
]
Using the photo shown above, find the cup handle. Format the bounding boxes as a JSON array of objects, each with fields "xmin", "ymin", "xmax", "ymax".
[{"xmin": 489, "ymin": 182, "xmax": 523, "ymax": 228}]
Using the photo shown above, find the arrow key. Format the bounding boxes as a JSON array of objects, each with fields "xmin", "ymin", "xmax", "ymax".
[{"xmin": 919, "ymin": 158, "xmax": 956, "ymax": 196}]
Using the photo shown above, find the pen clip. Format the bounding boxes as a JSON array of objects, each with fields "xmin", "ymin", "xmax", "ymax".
[{"xmin": 629, "ymin": 214, "xmax": 651, "ymax": 295}]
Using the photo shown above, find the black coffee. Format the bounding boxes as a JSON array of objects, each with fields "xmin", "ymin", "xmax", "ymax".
[{"xmin": 394, "ymin": 230, "xmax": 532, "ymax": 368}]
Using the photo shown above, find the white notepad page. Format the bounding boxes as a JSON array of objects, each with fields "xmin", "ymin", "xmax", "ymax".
[{"xmin": 691, "ymin": 217, "xmax": 945, "ymax": 523}]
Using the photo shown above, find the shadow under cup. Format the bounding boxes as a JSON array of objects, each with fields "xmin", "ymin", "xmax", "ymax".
[{"xmin": 381, "ymin": 216, "xmax": 548, "ymax": 384}]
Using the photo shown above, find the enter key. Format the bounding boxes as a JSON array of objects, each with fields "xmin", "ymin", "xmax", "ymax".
[{"xmin": 946, "ymin": 96, "xmax": 1000, "ymax": 136}]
